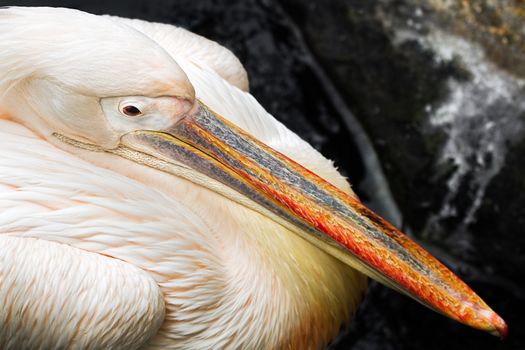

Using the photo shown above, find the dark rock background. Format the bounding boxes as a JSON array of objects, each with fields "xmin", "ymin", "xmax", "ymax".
[{"xmin": 3, "ymin": 0, "xmax": 523, "ymax": 349}]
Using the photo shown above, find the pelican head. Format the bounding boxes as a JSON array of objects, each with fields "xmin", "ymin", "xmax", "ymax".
[
  {"xmin": 0, "ymin": 7, "xmax": 194, "ymax": 150},
  {"xmin": 0, "ymin": 6, "xmax": 507, "ymax": 341}
]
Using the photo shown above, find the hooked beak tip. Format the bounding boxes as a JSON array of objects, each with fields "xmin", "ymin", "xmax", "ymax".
[
  {"xmin": 492, "ymin": 315, "xmax": 508, "ymax": 339},
  {"xmin": 468, "ymin": 305, "xmax": 507, "ymax": 338}
]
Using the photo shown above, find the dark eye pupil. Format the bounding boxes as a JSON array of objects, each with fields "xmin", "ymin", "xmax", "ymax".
[{"xmin": 122, "ymin": 105, "xmax": 141, "ymax": 116}]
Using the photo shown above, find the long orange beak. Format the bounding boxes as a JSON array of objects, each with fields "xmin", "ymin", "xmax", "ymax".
[{"xmin": 120, "ymin": 101, "xmax": 507, "ymax": 337}]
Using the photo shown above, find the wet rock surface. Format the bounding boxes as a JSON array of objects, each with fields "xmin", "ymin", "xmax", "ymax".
[{"xmin": 5, "ymin": 0, "xmax": 524, "ymax": 349}]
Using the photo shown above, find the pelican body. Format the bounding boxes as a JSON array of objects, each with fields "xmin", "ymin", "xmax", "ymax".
[{"xmin": 0, "ymin": 7, "xmax": 506, "ymax": 349}]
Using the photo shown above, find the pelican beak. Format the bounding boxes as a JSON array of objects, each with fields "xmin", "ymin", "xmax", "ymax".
[{"xmin": 120, "ymin": 101, "xmax": 507, "ymax": 337}]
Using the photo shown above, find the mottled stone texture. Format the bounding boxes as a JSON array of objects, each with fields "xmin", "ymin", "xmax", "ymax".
[{"xmin": 2, "ymin": 0, "xmax": 523, "ymax": 349}]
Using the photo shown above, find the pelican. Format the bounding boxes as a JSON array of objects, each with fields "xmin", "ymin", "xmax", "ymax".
[{"xmin": 0, "ymin": 7, "xmax": 507, "ymax": 349}]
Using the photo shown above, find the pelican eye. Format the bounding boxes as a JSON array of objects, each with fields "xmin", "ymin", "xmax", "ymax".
[{"xmin": 122, "ymin": 105, "xmax": 142, "ymax": 117}]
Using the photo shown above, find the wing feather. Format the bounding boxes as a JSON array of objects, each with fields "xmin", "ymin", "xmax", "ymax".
[{"xmin": 0, "ymin": 235, "xmax": 165, "ymax": 350}]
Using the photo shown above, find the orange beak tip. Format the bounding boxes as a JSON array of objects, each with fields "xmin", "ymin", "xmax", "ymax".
[
  {"xmin": 476, "ymin": 309, "xmax": 507, "ymax": 339},
  {"xmin": 493, "ymin": 316, "xmax": 508, "ymax": 339}
]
